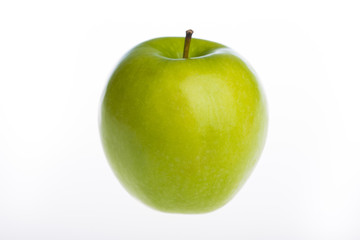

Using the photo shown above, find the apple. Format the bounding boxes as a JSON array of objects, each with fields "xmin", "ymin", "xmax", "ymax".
[{"xmin": 100, "ymin": 30, "xmax": 268, "ymax": 213}]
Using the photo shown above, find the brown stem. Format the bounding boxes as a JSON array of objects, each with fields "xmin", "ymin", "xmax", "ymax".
[{"xmin": 183, "ymin": 29, "xmax": 194, "ymax": 59}]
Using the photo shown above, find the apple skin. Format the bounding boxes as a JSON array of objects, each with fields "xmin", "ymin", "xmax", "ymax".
[{"xmin": 100, "ymin": 37, "xmax": 268, "ymax": 213}]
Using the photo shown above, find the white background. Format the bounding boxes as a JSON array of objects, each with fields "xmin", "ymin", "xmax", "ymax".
[{"xmin": 1, "ymin": 0, "xmax": 360, "ymax": 239}]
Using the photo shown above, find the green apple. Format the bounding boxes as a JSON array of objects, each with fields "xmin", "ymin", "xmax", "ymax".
[{"xmin": 100, "ymin": 30, "xmax": 268, "ymax": 213}]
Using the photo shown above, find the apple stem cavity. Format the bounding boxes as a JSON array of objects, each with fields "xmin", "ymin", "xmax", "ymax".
[{"xmin": 183, "ymin": 29, "xmax": 194, "ymax": 59}]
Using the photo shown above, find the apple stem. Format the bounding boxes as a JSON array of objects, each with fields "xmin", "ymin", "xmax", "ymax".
[{"xmin": 183, "ymin": 29, "xmax": 194, "ymax": 59}]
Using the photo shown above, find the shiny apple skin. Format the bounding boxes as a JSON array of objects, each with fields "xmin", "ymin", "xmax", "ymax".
[{"xmin": 100, "ymin": 37, "xmax": 268, "ymax": 213}]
